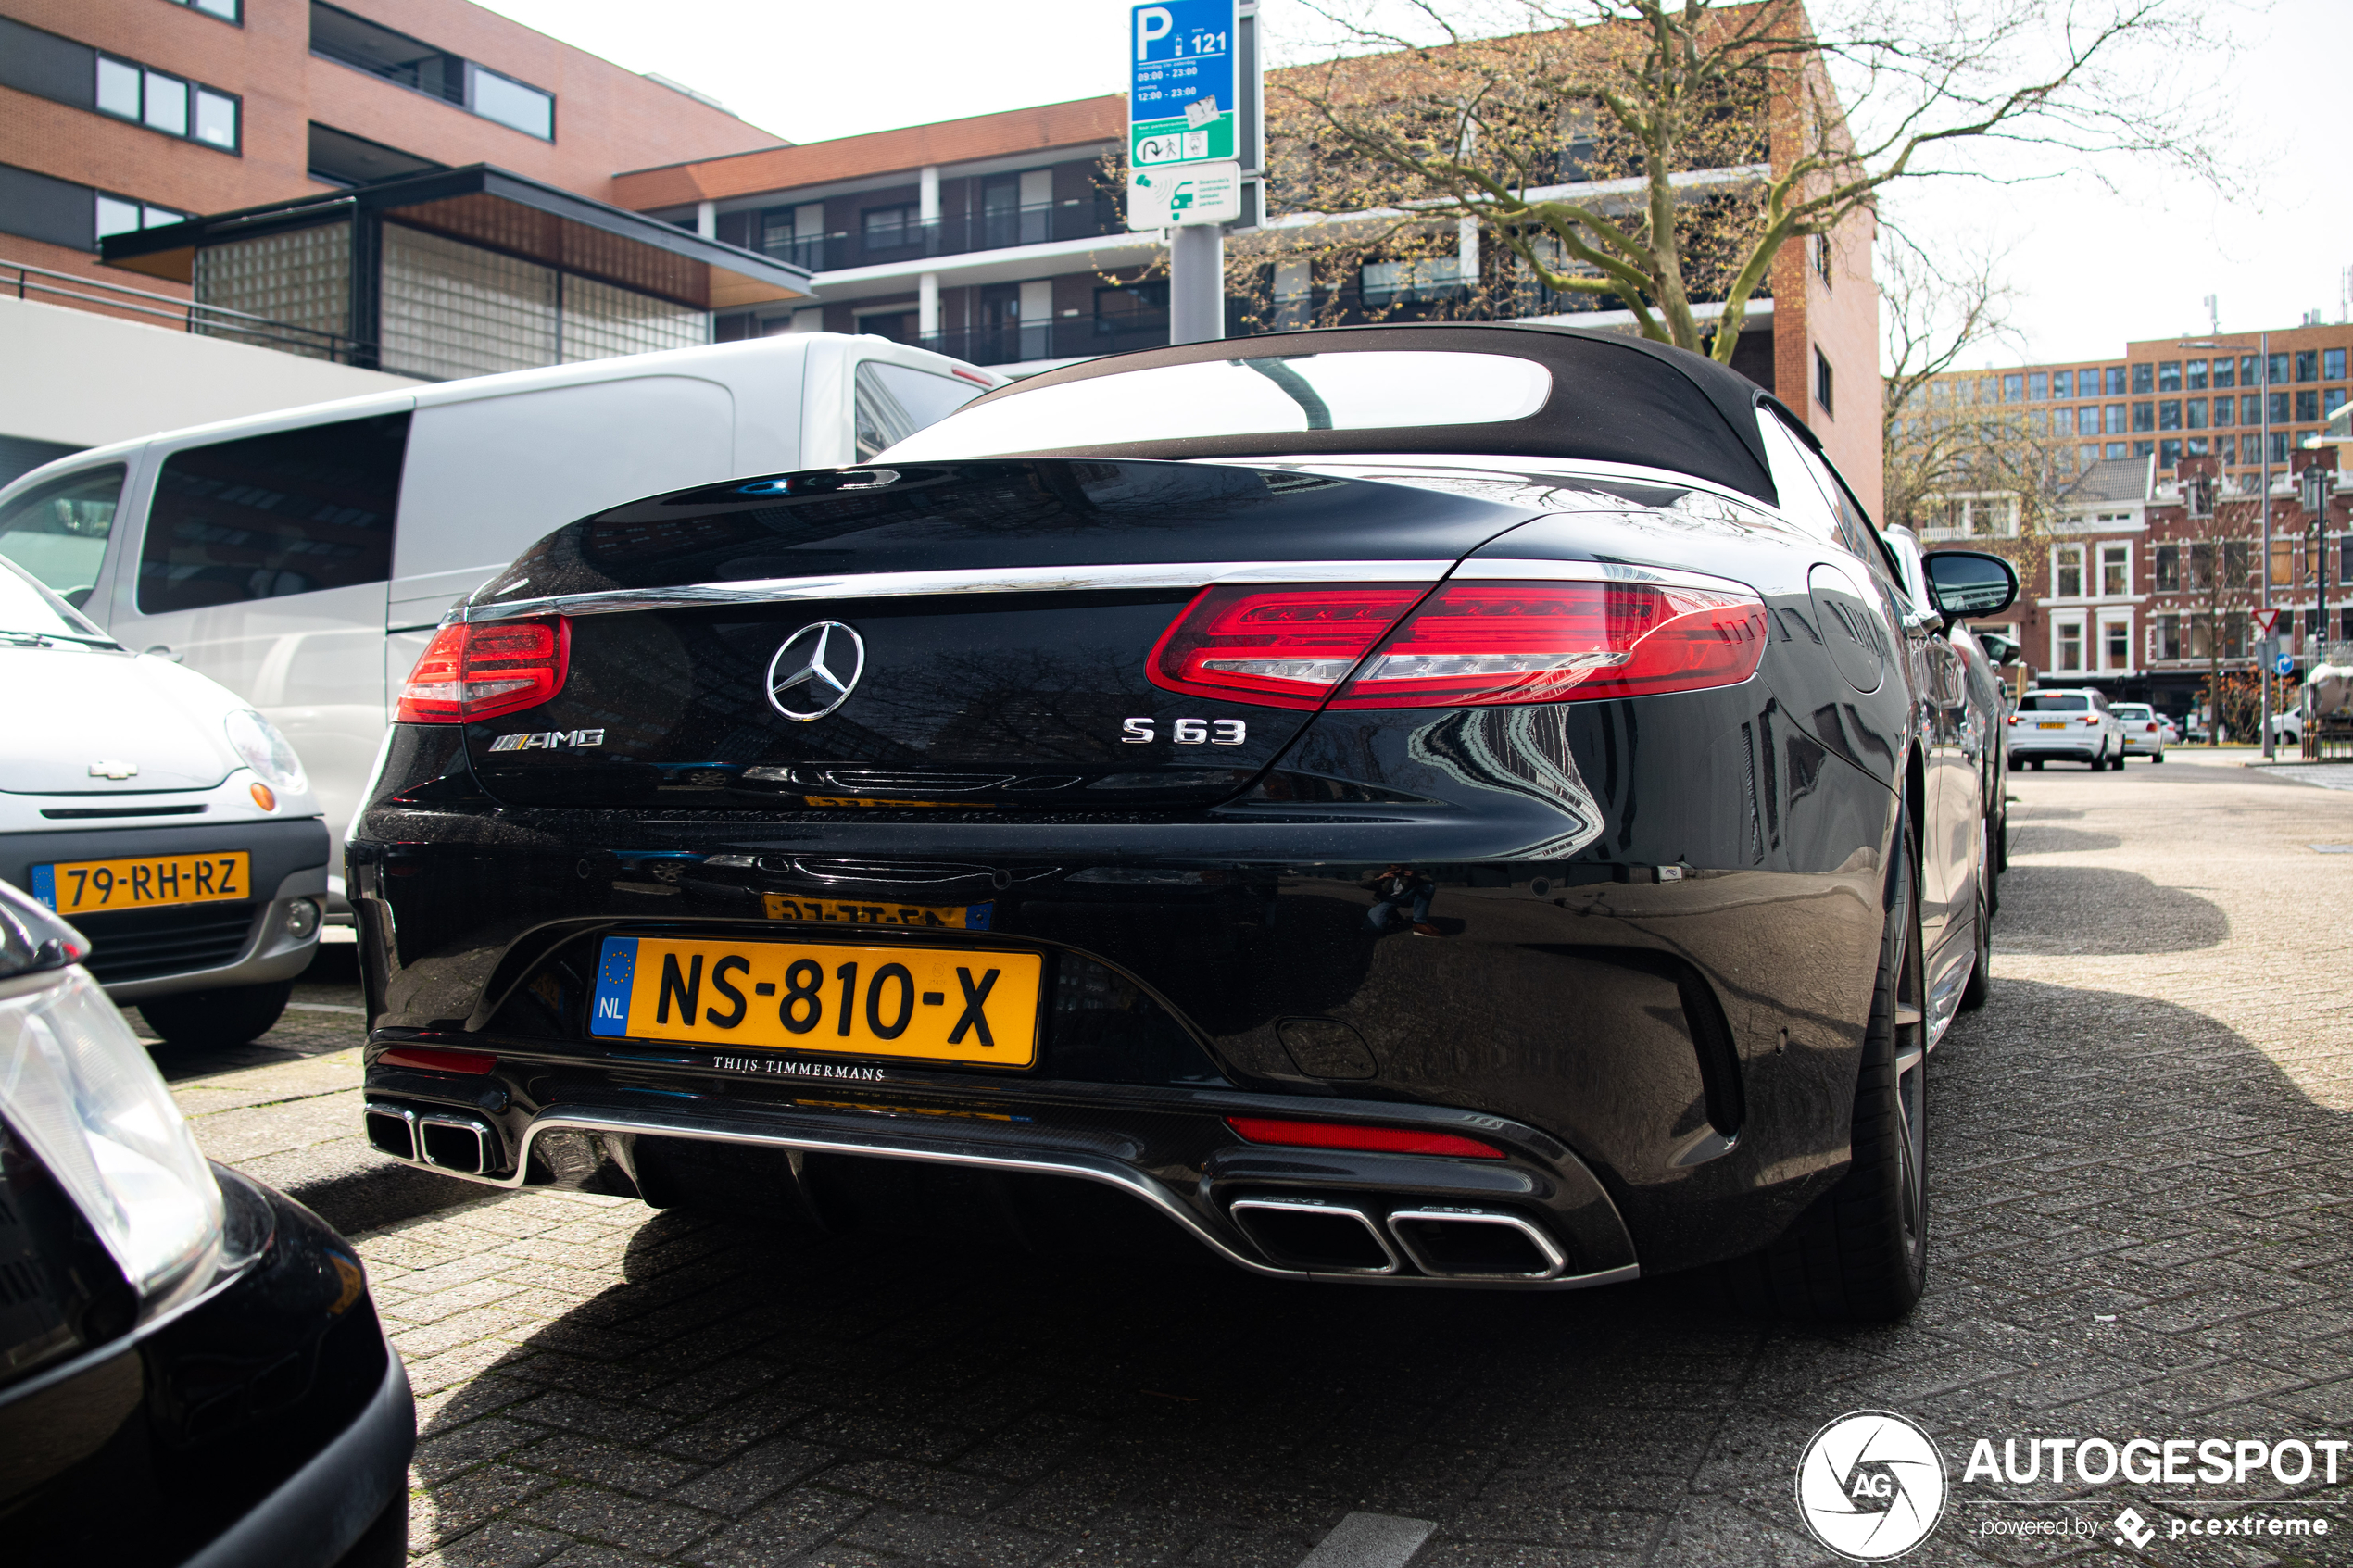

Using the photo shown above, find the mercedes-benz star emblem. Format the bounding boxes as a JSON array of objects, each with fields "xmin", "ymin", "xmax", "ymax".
[{"xmin": 765, "ymin": 621, "xmax": 864, "ymax": 721}]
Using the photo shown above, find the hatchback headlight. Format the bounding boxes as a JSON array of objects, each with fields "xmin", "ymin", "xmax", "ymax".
[
  {"xmin": 0, "ymin": 969, "xmax": 224, "ymax": 1312},
  {"xmin": 225, "ymin": 709, "xmax": 308, "ymax": 796}
]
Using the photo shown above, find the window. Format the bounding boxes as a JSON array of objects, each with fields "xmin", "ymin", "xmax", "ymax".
[
  {"xmin": 2344, "ymin": 535, "xmax": 2353, "ymax": 583},
  {"xmin": 852, "ymin": 361, "xmax": 985, "ymax": 462},
  {"xmin": 93, "ymin": 54, "xmax": 239, "ymax": 150},
  {"xmin": 862, "ymin": 206, "xmax": 917, "ymax": 249},
  {"xmin": 2077, "ymin": 443, "xmax": 2099, "ymax": 468},
  {"xmin": 2105, "ymin": 441, "xmax": 2127, "ymax": 459},
  {"xmin": 2186, "ymin": 398, "xmax": 2208, "ymax": 429},
  {"xmin": 94, "ymin": 192, "xmax": 188, "ymax": 241},
  {"xmin": 2104, "ymin": 617, "xmax": 2131, "ymax": 670},
  {"xmin": 2106, "ymin": 405, "xmax": 2127, "ymax": 434},
  {"xmin": 2296, "ymin": 390, "xmax": 2321, "ymax": 422},
  {"xmin": 2159, "ymin": 438, "xmax": 2182, "ymax": 467},
  {"xmin": 469, "ymin": 67, "xmax": 553, "ymax": 139},
  {"xmin": 2186, "ymin": 436, "xmax": 2208, "ymax": 457},
  {"xmin": 2296, "ymin": 350, "xmax": 2319, "ymax": 382},
  {"xmin": 2210, "ymin": 395, "xmax": 2233, "ymax": 428},
  {"xmin": 2217, "ymin": 434, "xmax": 2237, "ymax": 464},
  {"xmin": 2158, "ymin": 361, "xmax": 2182, "ymax": 392},
  {"xmin": 0, "ymin": 466, "xmax": 124, "ymax": 605},
  {"xmin": 2133, "ymin": 441, "xmax": 2155, "ymax": 458},
  {"xmin": 2269, "ymin": 391, "xmax": 2292, "ymax": 424},
  {"xmin": 2057, "ymin": 619, "xmax": 2084, "ymax": 671},
  {"xmin": 2158, "ymin": 400, "xmax": 2182, "ymax": 430},
  {"xmin": 2133, "ymin": 402, "xmax": 2155, "ymax": 433},
  {"xmin": 2152, "ymin": 614, "xmax": 2181, "ymax": 661},
  {"xmin": 2155, "ymin": 544, "xmax": 2179, "ymax": 590},
  {"xmin": 137, "ymin": 414, "xmax": 409, "ymax": 615},
  {"xmin": 2027, "ymin": 409, "xmax": 2047, "ymax": 437},
  {"xmin": 2052, "ymin": 370, "xmax": 2074, "ymax": 398},
  {"xmin": 2055, "ymin": 544, "xmax": 2084, "ymax": 597},
  {"xmin": 164, "ymin": 0, "xmax": 240, "ymax": 19},
  {"xmin": 2223, "ymin": 540, "xmax": 2250, "ymax": 585},
  {"xmin": 2270, "ymin": 352, "xmax": 2291, "ymax": 385},
  {"xmin": 2328, "ymin": 388, "xmax": 2348, "ymax": 417},
  {"xmin": 2131, "ymin": 363, "xmax": 2154, "ymax": 394},
  {"xmin": 2190, "ymin": 542, "xmax": 2213, "ymax": 589},
  {"xmin": 2028, "ymin": 371, "xmax": 2048, "ymax": 400},
  {"xmin": 2239, "ymin": 355, "xmax": 2259, "ymax": 386},
  {"xmin": 2100, "ymin": 544, "xmax": 2129, "ymax": 596},
  {"xmin": 2107, "ymin": 366, "xmax": 2128, "ymax": 395},
  {"xmin": 2213, "ymin": 358, "xmax": 2235, "ymax": 388},
  {"xmin": 2186, "ymin": 359, "xmax": 2208, "ymax": 391},
  {"xmin": 2243, "ymin": 395, "xmax": 2264, "ymax": 425},
  {"xmin": 2222, "ymin": 615, "xmax": 2247, "ymax": 659},
  {"xmin": 2002, "ymin": 373, "xmax": 2023, "ymax": 402},
  {"xmin": 2076, "ymin": 406, "xmax": 2100, "ymax": 435},
  {"xmin": 2329, "ymin": 348, "xmax": 2347, "ymax": 381},
  {"xmin": 1814, "ymin": 348, "xmax": 1835, "ymax": 416},
  {"xmin": 310, "ymin": 4, "xmax": 553, "ymax": 141},
  {"xmin": 2270, "ymin": 432, "xmax": 2292, "ymax": 464}
]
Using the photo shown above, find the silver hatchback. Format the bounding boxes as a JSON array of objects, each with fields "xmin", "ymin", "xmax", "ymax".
[{"xmin": 2007, "ymin": 688, "xmax": 2126, "ymax": 770}]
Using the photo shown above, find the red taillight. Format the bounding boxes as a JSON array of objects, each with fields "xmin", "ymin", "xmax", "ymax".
[
  {"xmin": 1148, "ymin": 580, "xmax": 1767, "ymax": 710},
  {"xmin": 396, "ymin": 618, "xmax": 571, "ymax": 723},
  {"xmin": 377, "ymin": 1047, "xmax": 497, "ymax": 1074},
  {"xmin": 2082, "ymin": 715, "xmax": 2099, "ymax": 725},
  {"xmin": 1334, "ymin": 580, "xmax": 1768, "ymax": 708},
  {"xmin": 1224, "ymin": 1116, "xmax": 1504, "ymax": 1159},
  {"xmin": 1148, "ymin": 584, "xmax": 1425, "ymax": 709},
  {"xmin": 2145, "ymin": 722, "xmax": 2158, "ymax": 732}
]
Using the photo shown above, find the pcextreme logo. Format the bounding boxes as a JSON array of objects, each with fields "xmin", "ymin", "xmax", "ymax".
[{"xmin": 1795, "ymin": 1410, "xmax": 1949, "ymax": 1561}]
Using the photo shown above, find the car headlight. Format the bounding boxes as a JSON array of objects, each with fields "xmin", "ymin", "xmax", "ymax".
[
  {"xmin": 0, "ymin": 968, "xmax": 224, "ymax": 1313},
  {"xmin": 225, "ymin": 709, "xmax": 308, "ymax": 796}
]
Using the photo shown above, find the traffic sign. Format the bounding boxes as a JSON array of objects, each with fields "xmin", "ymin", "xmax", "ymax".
[
  {"xmin": 1129, "ymin": 0, "xmax": 1239, "ymax": 227},
  {"xmin": 2253, "ymin": 608, "xmax": 2283, "ymax": 638},
  {"xmin": 1127, "ymin": 160, "xmax": 1241, "ymax": 228},
  {"xmin": 2279, "ymin": 652, "xmax": 2297, "ymax": 676}
]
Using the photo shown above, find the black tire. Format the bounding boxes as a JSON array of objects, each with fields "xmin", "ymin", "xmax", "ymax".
[
  {"xmin": 137, "ymin": 982, "xmax": 293, "ymax": 1048},
  {"xmin": 2030, "ymin": 759, "xmax": 2044, "ymax": 771},
  {"xmin": 2154, "ymin": 752, "xmax": 2166, "ymax": 763},
  {"xmin": 1721, "ymin": 824, "xmax": 1929, "ymax": 1321},
  {"xmin": 2110, "ymin": 747, "xmax": 2127, "ymax": 771}
]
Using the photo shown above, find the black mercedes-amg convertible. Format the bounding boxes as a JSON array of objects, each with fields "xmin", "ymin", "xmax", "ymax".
[{"xmin": 350, "ymin": 325, "xmax": 2016, "ymax": 1320}]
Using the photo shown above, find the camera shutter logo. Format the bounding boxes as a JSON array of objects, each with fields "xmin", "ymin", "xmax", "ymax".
[
  {"xmin": 1795, "ymin": 1410, "xmax": 1947, "ymax": 1560},
  {"xmin": 766, "ymin": 622, "xmax": 865, "ymax": 721}
]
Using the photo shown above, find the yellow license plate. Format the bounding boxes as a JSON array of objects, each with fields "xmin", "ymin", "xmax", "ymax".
[
  {"xmin": 32, "ymin": 851, "xmax": 252, "ymax": 913},
  {"xmin": 761, "ymin": 895, "xmax": 992, "ymax": 931},
  {"xmin": 589, "ymin": 935, "xmax": 1042, "ymax": 1067},
  {"xmin": 2036, "ymin": 721, "xmax": 2067, "ymax": 729}
]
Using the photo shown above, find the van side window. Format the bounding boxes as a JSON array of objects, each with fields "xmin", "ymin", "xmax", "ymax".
[
  {"xmin": 853, "ymin": 362, "xmax": 983, "ymax": 462},
  {"xmin": 0, "ymin": 465, "xmax": 125, "ymax": 608},
  {"xmin": 139, "ymin": 414, "xmax": 409, "ymax": 613}
]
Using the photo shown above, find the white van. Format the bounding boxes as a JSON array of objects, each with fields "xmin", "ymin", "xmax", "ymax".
[{"xmin": 0, "ymin": 333, "xmax": 997, "ymax": 905}]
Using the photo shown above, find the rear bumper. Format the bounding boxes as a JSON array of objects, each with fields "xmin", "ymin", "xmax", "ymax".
[{"xmin": 0, "ymin": 819, "xmax": 330, "ymax": 998}]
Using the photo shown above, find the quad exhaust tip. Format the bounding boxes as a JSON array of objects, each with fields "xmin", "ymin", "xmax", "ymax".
[
  {"xmin": 366, "ymin": 1101, "xmax": 497, "ymax": 1175},
  {"xmin": 1229, "ymin": 1196, "xmax": 1400, "ymax": 1274},
  {"xmin": 1387, "ymin": 1206, "xmax": 1567, "ymax": 1280}
]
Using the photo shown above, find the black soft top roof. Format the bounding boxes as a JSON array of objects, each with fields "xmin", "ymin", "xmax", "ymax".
[{"xmin": 952, "ymin": 322, "xmax": 1780, "ymax": 506}]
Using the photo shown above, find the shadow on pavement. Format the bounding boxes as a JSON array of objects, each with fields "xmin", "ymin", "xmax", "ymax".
[
  {"xmin": 2007, "ymin": 825, "xmax": 2122, "ymax": 855},
  {"xmin": 1993, "ymin": 864, "xmax": 2228, "ymax": 954},
  {"xmin": 380, "ymin": 977, "xmax": 2348, "ymax": 1566}
]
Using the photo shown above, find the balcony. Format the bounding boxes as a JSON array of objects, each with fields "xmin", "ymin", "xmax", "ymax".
[
  {"xmin": 917, "ymin": 314, "xmax": 1171, "ymax": 368},
  {"xmin": 762, "ymin": 200, "xmax": 1123, "ymax": 273}
]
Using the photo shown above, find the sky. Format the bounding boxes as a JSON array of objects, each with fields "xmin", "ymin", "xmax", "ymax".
[{"xmin": 475, "ymin": 0, "xmax": 2352, "ymax": 370}]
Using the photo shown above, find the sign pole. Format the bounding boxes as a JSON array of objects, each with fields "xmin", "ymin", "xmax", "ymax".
[
  {"xmin": 1169, "ymin": 224, "xmax": 1224, "ymax": 344},
  {"xmin": 1128, "ymin": 0, "xmax": 1248, "ymax": 346}
]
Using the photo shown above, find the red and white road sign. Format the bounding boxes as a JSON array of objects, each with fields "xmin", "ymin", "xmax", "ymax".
[{"xmin": 2253, "ymin": 608, "xmax": 2283, "ymax": 637}]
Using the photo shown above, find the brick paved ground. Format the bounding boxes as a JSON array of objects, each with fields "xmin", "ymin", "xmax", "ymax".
[{"xmin": 169, "ymin": 755, "xmax": 2353, "ymax": 1566}]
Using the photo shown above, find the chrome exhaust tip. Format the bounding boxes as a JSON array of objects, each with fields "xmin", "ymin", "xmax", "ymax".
[
  {"xmin": 418, "ymin": 1113, "xmax": 496, "ymax": 1175},
  {"xmin": 364, "ymin": 1102, "xmax": 419, "ymax": 1162},
  {"xmin": 1229, "ymin": 1196, "xmax": 1400, "ymax": 1274},
  {"xmin": 1386, "ymin": 1206, "xmax": 1567, "ymax": 1280}
]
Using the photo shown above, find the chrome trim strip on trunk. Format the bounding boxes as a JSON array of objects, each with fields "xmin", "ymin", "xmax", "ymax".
[
  {"xmin": 463, "ymin": 559, "xmax": 1458, "ymax": 623},
  {"xmin": 1452, "ymin": 558, "xmax": 1761, "ymax": 596},
  {"xmin": 381, "ymin": 1102, "xmax": 1642, "ymax": 1291}
]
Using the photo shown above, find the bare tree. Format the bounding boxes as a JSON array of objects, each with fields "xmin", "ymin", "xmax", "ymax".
[{"xmin": 1268, "ymin": 0, "xmax": 2228, "ymax": 362}]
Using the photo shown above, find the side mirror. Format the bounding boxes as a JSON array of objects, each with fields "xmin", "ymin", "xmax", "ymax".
[
  {"xmin": 1977, "ymin": 632, "xmax": 2020, "ymax": 666},
  {"xmin": 1920, "ymin": 549, "xmax": 2019, "ymax": 622}
]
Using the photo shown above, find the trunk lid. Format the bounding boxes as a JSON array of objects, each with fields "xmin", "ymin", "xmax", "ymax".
[{"xmin": 456, "ymin": 459, "xmax": 1534, "ymax": 811}]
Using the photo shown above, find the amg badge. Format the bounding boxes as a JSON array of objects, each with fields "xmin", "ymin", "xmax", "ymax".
[{"xmin": 488, "ymin": 729, "xmax": 605, "ymax": 751}]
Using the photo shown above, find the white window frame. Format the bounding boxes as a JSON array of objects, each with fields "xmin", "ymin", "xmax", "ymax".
[
  {"xmin": 2096, "ymin": 540, "xmax": 2133, "ymax": 599},
  {"xmin": 2053, "ymin": 543, "xmax": 2086, "ymax": 600},
  {"xmin": 2054, "ymin": 613, "xmax": 2087, "ymax": 672},
  {"xmin": 2097, "ymin": 609, "xmax": 2133, "ymax": 673}
]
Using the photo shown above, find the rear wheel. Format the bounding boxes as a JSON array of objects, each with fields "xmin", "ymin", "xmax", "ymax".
[
  {"xmin": 2030, "ymin": 759, "xmax": 2044, "ymax": 771},
  {"xmin": 1722, "ymin": 824, "xmax": 1928, "ymax": 1321},
  {"xmin": 138, "ymin": 982, "xmax": 293, "ymax": 1048}
]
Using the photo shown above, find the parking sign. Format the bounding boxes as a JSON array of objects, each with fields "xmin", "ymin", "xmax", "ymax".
[{"xmin": 1130, "ymin": 0, "xmax": 1239, "ymax": 173}]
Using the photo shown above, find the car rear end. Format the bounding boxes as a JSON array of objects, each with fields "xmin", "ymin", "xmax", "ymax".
[
  {"xmin": 2008, "ymin": 689, "xmax": 2109, "ymax": 765},
  {"xmin": 349, "ymin": 445, "xmax": 1913, "ymax": 1289},
  {"xmin": 2111, "ymin": 703, "xmax": 2167, "ymax": 759}
]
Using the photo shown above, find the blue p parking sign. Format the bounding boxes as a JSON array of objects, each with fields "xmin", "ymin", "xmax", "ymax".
[{"xmin": 1130, "ymin": 0, "xmax": 1239, "ymax": 166}]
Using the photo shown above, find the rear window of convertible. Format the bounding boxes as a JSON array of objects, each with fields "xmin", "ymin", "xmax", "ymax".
[
  {"xmin": 879, "ymin": 352, "xmax": 1554, "ymax": 459},
  {"xmin": 2020, "ymin": 694, "xmax": 2091, "ymax": 711}
]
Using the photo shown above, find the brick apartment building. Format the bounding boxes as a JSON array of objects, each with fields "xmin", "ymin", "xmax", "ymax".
[
  {"xmin": 0, "ymin": 0, "xmax": 808, "ymax": 478},
  {"xmin": 1907, "ymin": 321, "xmax": 2353, "ymax": 721}
]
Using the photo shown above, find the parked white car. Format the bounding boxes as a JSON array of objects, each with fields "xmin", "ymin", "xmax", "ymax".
[
  {"xmin": 0, "ymin": 333, "xmax": 997, "ymax": 909},
  {"xmin": 0, "ymin": 557, "xmax": 326, "ymax": 1046},
  {"xmin": 2007, "ymin": 687, "xmax": 2127, "ymax": 770},
  {"xmin": 2109, "ymin": 702, "xmax": 2169, "ymax": 761}
]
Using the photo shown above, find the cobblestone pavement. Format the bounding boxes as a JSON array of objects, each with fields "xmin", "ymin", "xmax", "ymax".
[{"xmin": 174, "ymin": 756, "xmax": 2353, "ymax": 1566}]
